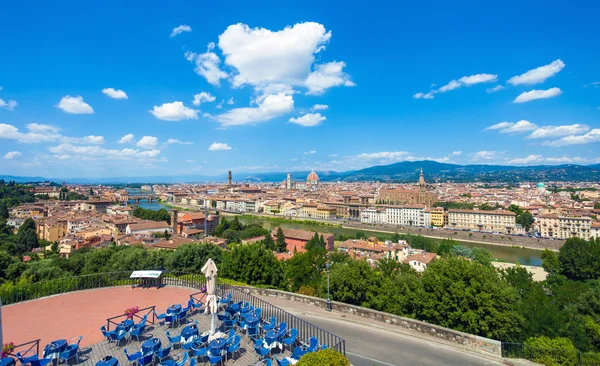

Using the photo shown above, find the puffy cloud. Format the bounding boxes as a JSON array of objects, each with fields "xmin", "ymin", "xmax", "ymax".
[
  {"xmin": 305, "ymin": 61, "xmax": 354, "ymax": 95},
  {"xmin": 102, "ymin": 88, "xmax": 128, "ymax": 99},
  {"xmin": 164, "ymin": 138, "xmax": 193, "ymax": 146},
  {"xmin": 213, "ymin": 93, "xmax": 293, "ymax": 126},
  {"xmin": 0, "ymin": 99, "xmax": 17, "ymax": 111},
  {"xmin": 485, "ymin": 120, "xmax": 538, "ymax": 134},
  {"xmin": 356, "ymin": 151, "xmax": 410, "ymax": 160},
  {"xmin": 311, "ymin": 104, "xmax": 328, "ymax": 110},
  {"xmin": 80, "ymin": 135, "xmax": 105, "ymax": 145},
  {"xmin": 527, "ymin": 124, "xmax": 590, "ymax": 139},
  {"xmin": 192, "ymin": 92, "xmax": 216, "ymax": 106},
  {"xmin": 208, "ymin": 142, "xmax": 232, "ymax": 151},
  {"xmin": 136, "ymin": 136, "xmax": 158, "ymax": 149},
  {"xmin": 513, "ymin": 88, "xmax": 562, "ymax": 103},
  {"xmin": 149, "ymin": 101, "xmax": 198, "ymax": 121},
  {"xmin": 451, "ymin": 151, "xmax": 462, "ymax": 156},
  {"xmin": 486, "ymin": 85, "xmax": 505, "ymax": 93},
  {"xmin": 118, "ymin": 133, "xmax": 135, "ymax": 144},
  {"xmin": 415, "ymin": 73, "xmax": 497, "ymax": 99},
  {"xmin": 170, "ymin": 25, "xmax": 192, "ymax": 37},
  {"xmin": 508, "ymin": 59, "xmax": 565, "ymax": 86},
  {"xmin": 185, "ymin": 47, "xmax": 228, "ymax": 86},
  {"xmin": 288, "ymin": 113, "xmax": 325, "ymax": 127},
  {"xmin": 227, "ymin": 98, "xmax": 235, "ymax": 105},
  {"xmin": 507, "ymin": 155, "xmax": 544, "ymax": 165},
  {"xmin": 56, "ymin": 95, "xmax": 94, "ymax": 114},
  {"xmin": 544, "ymin": 129, "xmax": 600, "ymax": 147},
  {"xmin": 0, "ymin": 123, "xmax": 62, "ymax": 143},
  {"xmin": 305, "ymin": 150, "xmax": 317, "ymax": 154},
  {"xmin": 472, "ymin": 150, "xmax": 500, "ymax": 161},
  {"xmin": 49, "ymin": 143, "xmax": 161, "ymax": 160},
  {"xmin": 4, "ymin": 151, "xmax": 21, "ymax": 160}
]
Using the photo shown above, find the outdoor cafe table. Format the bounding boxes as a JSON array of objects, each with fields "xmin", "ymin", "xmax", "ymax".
[
  {"xmin": 43, "ymin": 339, "xmax": 67, "ymax": 359},
  {"xmin": 265, "ymin": 330, "xmax": 279, "ymax": 346},
  {"xmin": 226, "ymin": 302, "xmax": 240, "ymax": 315},
  {"xmin": 0, "ymin": 357, "xmax": 15, "ymax": 366},
  {"xmin": 246, "ymin": 315, "xmax": 260, "ymax": 327},
  {"xmin": 181, "ymin": 324, "xmax": 199, "ymax": 343},
  {"xmin": 96, "ymin": 356, "xmax": 119, "ymax": 366},
  {"xmin": 167, "ymin": 304, "xmax": 181, "ymax": 314},
  {"xmin": 117, "ymin": 319, "xmax": 134, "ymax": 332},
  {"xmin": 209, "ymin": 338, "xmax": 226, "ymax": 352},
  {"xmin": 141, "ymin": 338, "xmax": 161, "ymax": 355}
]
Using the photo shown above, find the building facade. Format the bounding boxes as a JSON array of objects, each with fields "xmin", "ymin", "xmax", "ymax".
[
  {"xmin": 377, "ymin": 169, "xmax": 436, "ymax": 207},
  {"xmin": 538, "ymin": 214, "xmax": 592, "ymax": 240},
  {"xmin": 448, "ymin": 209, "xmax": 517, "ymax": 233}
]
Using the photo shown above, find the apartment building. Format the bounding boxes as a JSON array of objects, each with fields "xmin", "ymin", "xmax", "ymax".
[
  {"xmin": 385, "ymin": 205, "xmax": 429, "ymax": 227},
  {"xmin": 360, "ymin": 207, "xmax": 387, "ymax": 224},
  {"xmin": 447, "ymin": 209, "xmax": 517, "ymax": 233},
  {"xmin": 430, "ymin": 207, "xmax": 445, "ymax": 227},
  {"xmin": 538, "ymin": 214, "xmax": 592, "ymax": 240}
]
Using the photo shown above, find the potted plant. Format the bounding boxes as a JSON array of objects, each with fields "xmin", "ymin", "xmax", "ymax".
[{"xmin": 125, "ymin": 306, "xmax": 139, "ymax": 319}]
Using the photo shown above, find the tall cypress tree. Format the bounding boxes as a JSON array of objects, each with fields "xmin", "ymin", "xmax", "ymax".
[{"xmin": 276, "ymin": 227, "xmax": 287, "ymax": 253}]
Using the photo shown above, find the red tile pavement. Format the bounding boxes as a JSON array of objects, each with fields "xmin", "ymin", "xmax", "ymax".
[{"xmin": 2, "ymin": 286, "xmax": 196, "ymax": 348}]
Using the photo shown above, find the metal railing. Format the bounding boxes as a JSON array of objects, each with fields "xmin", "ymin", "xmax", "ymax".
[
  {"xmin": 106, "ymin": 305, "xmax": 156, "ymax": 331},
  {"xmin": 502, "ymin": 342, "xmax": 598, "ymax": 366},
  {"xmin": 218, "ymin": 284, "xmax": 346, "ymax": 355},
  {"xmin": 9, "ymin": 339, "xmax": 40, "ymax": 359}
]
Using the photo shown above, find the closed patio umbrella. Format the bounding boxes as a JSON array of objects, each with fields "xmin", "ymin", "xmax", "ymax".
[{"xmin": 201, "ymin": 258, "xmax": 218, "ymax": 335}]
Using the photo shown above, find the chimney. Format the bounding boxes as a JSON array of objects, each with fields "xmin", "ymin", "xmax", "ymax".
[{"xmin": 171, "ymin": 209, "xmax": 178, "ymax": 234}]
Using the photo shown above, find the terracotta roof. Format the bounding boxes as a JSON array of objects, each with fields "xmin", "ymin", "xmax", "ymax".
[
  {"xmin": 404, "ymin": 252, "xmax": 437, "ymax": 264},
  {"xmin": 448, "ymin": 209, "xmax": 516, "ymax": 216},
  {"xmin": 128, "ymin": 221, "xmax": 170, "ymax": 231},
  {"xmin": 271, "ymin": 227, "xmax": 334, "ymax": 242}
]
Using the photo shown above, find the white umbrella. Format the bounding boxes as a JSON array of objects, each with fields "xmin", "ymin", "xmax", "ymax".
[
  {"xmin": 0, "ymin": 297, "xmax": 3, "ymax": 350},
  {"xmin": 201, "ymin": 258, "xmax": 218, "ymax": 335}
]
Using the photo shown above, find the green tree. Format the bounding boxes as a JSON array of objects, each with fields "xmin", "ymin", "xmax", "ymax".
[
  {"xmin": 417, "ymin": 257, "xmax": 522, "ymax": 340},
  {"xmin": 375, "ymin": 257, "xmax": 404, "ymax": 278},
  {"xmin": 166, "ymin": 243, "xmax": 223, "ymax": 273},
  {"xmin": 262, "ymin": 234, "xmax": 275, "ymax": 251},
  {"xmin": 296, "ymin": 349, "xmax": 350, "ymax": 366},
  {"xmin": 436, "ymin": 239, "xmax": 456, "ymax": 256},
  {"xmin": 326, "ymin": 259, "xmax": 380, "ymax": 307},
  {"xmin": 524, "ymin": 336, "xmax": 579, "ymax": 366},
  {"xmin": 519, "ymin": 211, "xmax": 534, "ymax": 231},
  {"xmin": 541, "ymin": 249, "xmax": 561, "ymax": 276},
  {"xmin": 283, "ymin": 251, "xmax": 324, "ymax": 292},
  {"xmin": 471, "ymin": 247, "xmax": 492, "ymax": 266},
  {"xmin": 0, "ymin": 202, "xmax": 8, "ymax": 219},
  {"xmin": 594, "ymin": 202, "xmax": 600, "ymax": 210},
  {"xmin": 275, "ymin": 227, "xmax": 287, "ymax": 253},
  {"xmin": 558, "ymin": 237, "xmax": 600, "ymax": 281},
  {"xmin": 220, "ymin": 243, "xmax": 283, "ymax": 287}
]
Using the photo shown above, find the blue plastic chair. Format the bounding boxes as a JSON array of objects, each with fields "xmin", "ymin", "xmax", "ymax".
[
  {"xmin": 303, "ymin": 337, "xmax": 319, "ymax": 353},
  {"xmin": 254, "ymin": 340, "xmax": 270, "ymax": 362},
  {"xmin": 110, "ymin": 329, "xmax": 128, "ymax": 346},
  {"xmin": 135, "ymin": 314, "xmax": 148, "ymax": 329},
  {"xmin": 123, "ymin": 348, "xmax": 143, "ymax": 365},
  {"xmin": 100, "ymin": 325, "xmax": 117, "ymax": 343},
  {"xmin": 176, "ymin": 353, "xmax": 188, "ymax": 366},
  {"xmin": 248, "ymin": 326, "xmax": 261, "ymax": 343},
  {"xmin": 154, "ymin": 346, "xmax": 172, "ymax": 363},
  {"xmin": 226, "ymin": 337, "xmax": 241, "ymax": 362},
  {"xmin": 207, "ymin": 353, "xmax": 222, "ymax": 366},
  {"xmin": 165, "ymin": 314, "xmax": 177, "ymax": 328},
  {"xmin": 219, "ymin": 293, "xmax": 232, "ymax": 306},
  {"xmin": 254, "ymin": 308, "xmax": 262, "ymax": 319},
  {"xmin": 166, "ymin": 330, "xmax": 181, "ymax": 349},
  {"xmin": 261, "ymin": 317, "xmax": 277, "ymax": 332},
  {"xmin": 274, "ymin": 354, "xmax": 291, "ymax": 366},
  {"xmin": 226, "ymin": 330, "xmax": 236, "ymax": 345},
  {"xmin": 282, "ymin": 328, "xmax": 298, "ymax": 351},
  {"xmin": 29, "ymin": 360, "xmax": 51, "ymax": 366},
  {"xmin": 130, "ymin": 324, "xmax": 146, "ymax": 342},
  {"xmin": 189, "ymin": 359, "xmax": 196, "ymax": 366},
  {"xmin": 223, "ymin": 318, "xmax": 235, "ymax": 332},
  {"xmin": 191, "ymin": 345, "xmax": 208, "ymax": 363},
  {"xmin": 58, "ymin": 344, "xmax": 79, "ymax": 365},
  {"xmin": 216, "ymin": 312, "xmax": 230, "ymax": 322},
  {"xmin": 291, "ymin": 346, "xmax": 307, "ymax": 360},
  {"xmin": 277, "ymin": 322, "xmax": 287, "ymax": 336},
  {"xmin": 176, "ymin": 309, "xmax": 188, "ymax": 325},
  {"xmin": 154, "ymin": 310, "xmax": 167, "ymax": 325},
  {"xmin": 235, "ymin": 319, "xmax": 247, "ymax": 333},
  {"xmin": 16, "ymin": 351, "xmax": 40, "ymax": 365},
  {"xmin": 137, "ymin": 353, "xmax": 155, "ymax": 366}
]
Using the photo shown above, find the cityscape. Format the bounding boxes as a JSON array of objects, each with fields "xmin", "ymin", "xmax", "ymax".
[{"xmin": 1, "ymin": 1, "xmax": 600, "ymax": 366}]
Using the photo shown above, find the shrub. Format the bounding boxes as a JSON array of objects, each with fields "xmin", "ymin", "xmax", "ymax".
[
  {"xmin": 524, "ymin": 336, "xmax": 579, "ymax": 366},
  {"xmin": 296, "ymin": 349, "xmax": 350, "ymax": 366},
  {"xmin": 297, "ymin": 285, "xmax": 317, "ymax": 297}
]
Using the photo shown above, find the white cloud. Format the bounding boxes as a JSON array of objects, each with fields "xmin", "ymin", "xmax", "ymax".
[
  {"xmin": 513, "ymin": 88, "xmax": 562, "ymax": 103},
  {"xmin": 49, "ymin": 143, "xmax": 161, "ymax": 160},
  {"xmin": 208, "ymin": 142, "xmax": 232, "ymax": 151},
  {"xmin": 312, "ymin": 104, "xmax": 328, "ymax": 110},
  {"xmin": 485, "ymin": 120, "xmax": 538, "ymax": 134},
  {"xmin": 508, "ymin": 59, "xmax": 565, "ymax": 86},
  {"xmin": 227, "ymin": 98, "xmax": 235, "ymax": 105},
  {"xmin": 164, "ymin": 138, "xmax": 193, "ymax": 146},
  {"xmin": 4, "ymin": 151, "xmax": 21, "ymax": 160},
  {"xmin": 288, "ymin": 113, "xmax": 325, "ymax": 127},
  {"xmin": 0, "ymin": 99, "xmax": 17, "ymax": 111},
  {"xmin": 472, "ymin": 150, "xmax": 501, "ymax": 161},
  {"xmin": 56, "ymin": 95, "xmax": 94, "ymax": 114},
  {"xmin": 305, "ymin": 61, "xmax": 354, "ymax": 95},
  {"xmin": 544, "ymin": 129, "xmax": 600, "ymax": 147},
  {"xmin": 185, "ymin": 44, "xmax": 229, "ymax": 86},
  {"xmin": 583, "ymin": 82, "xmax": 600, "ymax": 88},
  {"xmin": 356, "ymin": 151, "xmax": 410, "ymax": 160},
  {"xmin": 214, "ymin": 93, "xmax": 294, "ymax": 126},
  {"xmin": 170, "ymin": 25, "xmax": 192, "ymax": 37},
  {"xmin": 507, "ymin": 155, "xmax": 544, "ymax": 165},
  {"xmin": 150, "ymin": 101, "xmax": 198, "ymax": 121},
  {"xmin": 328, "ymin": 154, "xmax": 338, "ymax": 157},
  {"xmin": 486, "ymin": 85, "xmax": 505, "ymax": 93},
  {"xmin": 0, "ymin": 123, "xmax": 62, "ymax": 143},
  {"xmin": 185, "ymin": 160, "xmax": 195, "ymax": 163},
  {"xmin": 305, "ymin": 150, "xmax": 317, "ymax": 154},
  {"xmin": 415, "ymin": 73, "xmax": 497, "ymax": 99},
  {"xmin": 527, "ymin": 124, "xmax": 590, "ymax": 139},
  {"xmin": 192, "ymin": 92, "xmax": 216, "ymax": 106},
  {"xmin": 451, "ymin": 151, "xmax": 462, "ymax": 156},
  {"xmin": 118, "ymin": 133, "xmax": 135, "ymax": 144},
  {"xmin": 215, "ymin": 100, "xmax": 223, "ymax": 109},
  {"xmin": 137, "ymin": 136, "xmax": 158, "ymax": 149},
  {"xmin": 102, "ymin": 88, "xmax": 128, "ymax": 99},
  {"xmin": 81, "ymin": 135, "xmax": 105, "ymax": 145}
]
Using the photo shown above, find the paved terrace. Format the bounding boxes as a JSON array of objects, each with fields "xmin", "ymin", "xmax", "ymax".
[{"xmin": 4, "ymin": 286, "xmax": 297, "ymax": 365}]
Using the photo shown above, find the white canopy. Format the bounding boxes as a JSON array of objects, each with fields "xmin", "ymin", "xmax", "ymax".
[{"xmin": 130, "ymin": 270, "xmax": 163, "ymax": 279}]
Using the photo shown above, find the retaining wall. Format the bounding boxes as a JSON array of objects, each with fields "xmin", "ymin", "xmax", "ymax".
[{"xmin": 249, "ymin": 287, "xmax": 502, "ymax": 356}]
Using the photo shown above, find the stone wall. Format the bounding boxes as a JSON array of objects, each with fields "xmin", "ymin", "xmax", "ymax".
[
  {"xmin": 344, "ymin": 222, "xmax": 564, "ymax": 251},
  {"xmin": 250, "ymin": 287, "xmax": 502, "ymax": 357}
]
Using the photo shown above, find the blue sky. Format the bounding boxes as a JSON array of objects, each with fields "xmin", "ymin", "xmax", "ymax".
[{"xmin": 1, "ymin": 0, "xmax": 599, "ymax": 178}]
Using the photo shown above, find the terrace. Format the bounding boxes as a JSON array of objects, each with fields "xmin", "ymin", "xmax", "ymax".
[{"xmin": 1, "ymin": 272, "xmax": 345, "ymax": 366}]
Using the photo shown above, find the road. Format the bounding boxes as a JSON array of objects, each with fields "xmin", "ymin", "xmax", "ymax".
[{"xmin": 255, "ymin": 295, "xmax": 505, "ymax": 366}]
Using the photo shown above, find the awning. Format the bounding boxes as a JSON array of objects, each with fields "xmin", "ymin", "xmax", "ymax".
[{"xmin": 130, "ymin": 270, "xmax": 163, "ymax": 279}]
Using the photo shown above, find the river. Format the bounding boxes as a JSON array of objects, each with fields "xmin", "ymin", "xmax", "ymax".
[{"xmin": 131, "ymin": 201, "xmax": 542, "ymax": 265}]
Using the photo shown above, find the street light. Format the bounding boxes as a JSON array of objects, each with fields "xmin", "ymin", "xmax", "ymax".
[{"xmin": 325, "ymin": 261, "xmax": 332, "ymax": 312}]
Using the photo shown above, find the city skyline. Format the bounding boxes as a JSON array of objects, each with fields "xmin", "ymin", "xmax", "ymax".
[{"xmin": 1, "ymin": 1, "xmax": 599, "ymax": 178}]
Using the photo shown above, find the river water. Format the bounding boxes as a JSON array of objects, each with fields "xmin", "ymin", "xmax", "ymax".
[{"xmin": 133, "ymin": 201, "xmax": 542, "ymax": 265}]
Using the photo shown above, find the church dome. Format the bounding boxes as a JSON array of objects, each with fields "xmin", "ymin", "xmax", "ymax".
[{"xmin": 307, "ymin": 169, "xmax": 319, "ymax": 183}]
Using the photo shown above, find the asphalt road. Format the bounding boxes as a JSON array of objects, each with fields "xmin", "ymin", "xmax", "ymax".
[{"xmin": 293, "ymin": 312, "xmax": 505, "ymax": 366}]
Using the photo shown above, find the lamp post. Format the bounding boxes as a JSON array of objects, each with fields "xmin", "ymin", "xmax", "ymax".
[{"xmin": 325, "ymin": 262, "xmax": 332, "ymax": 312}]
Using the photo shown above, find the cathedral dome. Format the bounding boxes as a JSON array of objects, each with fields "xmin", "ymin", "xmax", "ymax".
[{"xmin": 307, "ymin": 169, "xmax": 319, "ymax": 183}]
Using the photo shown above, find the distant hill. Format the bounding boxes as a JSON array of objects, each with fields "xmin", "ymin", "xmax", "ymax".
[{"xmin": 3, "ymin": 160, "xmax": 600, "ymax": 184}]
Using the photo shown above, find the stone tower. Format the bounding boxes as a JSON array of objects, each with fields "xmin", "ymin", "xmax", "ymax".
[
  {"xmin": 227, "ymin": 171, "xmax": 232, "ymax": 186},
  {"xmin": 171, "ymin": 209, "xmax": 178, "ymax": 235},
  {"xmin": 418, "ymin": 168, "xmax": 426, "ymax": 204}
]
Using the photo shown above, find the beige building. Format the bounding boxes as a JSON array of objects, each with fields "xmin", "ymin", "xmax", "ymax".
[
  {"xmin": 316, "ymin": 205, "xmax": 337, "ymax": 220},
  {"xmin": 448, "ymin": 209, "xmax": 517, "ymax": 233},
  {"xmin": 430, "ymin": 207, "xmax": 445, "ymax": 227},
  {"xmin": 538, "ymin": 214, "xmax": 592, "ymax": 240},
  {"xmin": 37, "ymin": 218, "xmax": 68, "ymax": 242},
  {"xmin": 377, "ymin": 169, "xmax": 436, "ymax": 207},
  {"xmin": 300, "ymin": 203, "xmax": 318, "ymax": 218}
]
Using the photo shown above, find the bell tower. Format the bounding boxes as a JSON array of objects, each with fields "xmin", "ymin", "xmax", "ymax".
[{"xmin": 418, "ymin": 168, "xmax": 426, "ymax": 204}]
